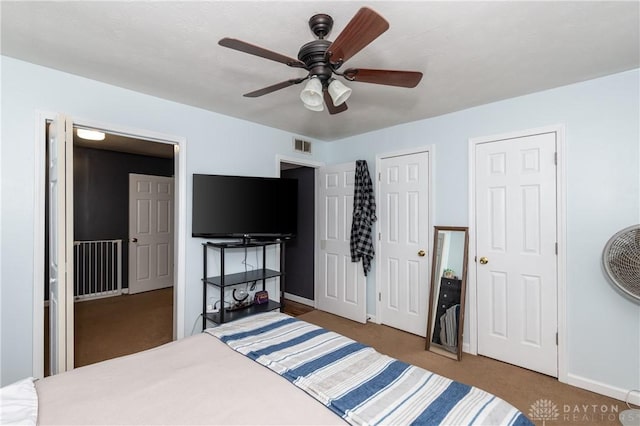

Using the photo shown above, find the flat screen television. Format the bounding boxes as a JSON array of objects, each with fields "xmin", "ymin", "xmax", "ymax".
[{"xmin": 192, "ymin": 174, "xmax": 297, "ymax": 239}]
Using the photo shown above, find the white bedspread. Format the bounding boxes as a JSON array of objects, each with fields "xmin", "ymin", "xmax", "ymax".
[
  {"xmin": 25, "ymin": 312, "xmax": 533, "ymax": 425},
  {"xmin": 35, "ymin": 332, "xmax": 344, "ymax": 425},
  {"xmin": 0, "ymin": 377, "xmax": 37, "ymax": 426}
]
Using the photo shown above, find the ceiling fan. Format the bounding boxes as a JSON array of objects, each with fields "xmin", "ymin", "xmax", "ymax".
[{"xmin": 218, "ymin": 7, "xmax": 423, "ymax": 114}]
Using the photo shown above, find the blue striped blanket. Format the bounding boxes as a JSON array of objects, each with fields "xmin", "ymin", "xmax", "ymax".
[{"xmin": 206, "ymin": 312, "xmax": 533, "ymax": 426}]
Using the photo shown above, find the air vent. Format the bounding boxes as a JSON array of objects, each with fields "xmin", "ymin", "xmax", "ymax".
[{"xmin": 293, "ymin": 138, "xmax": 312, "ymax": 154}]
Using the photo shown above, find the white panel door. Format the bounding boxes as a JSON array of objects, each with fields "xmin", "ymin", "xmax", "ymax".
[
  {"xmin": 316, "ymin": 163, "xmax": 366, "ymax": 323},
  {"xmin": 378, "ymin": 152, "xmax": 430, "ymax": 336},
  {"xmin": 129, "ymin": 174, "xmax": 174, "ymax": 294},
  {"xmin": 48, "ymin": 114, "xmax": 74, "ymax": 374},
  {"xmin": 476, "ymin": 132, "xmax": 558, "ymax": 377}
]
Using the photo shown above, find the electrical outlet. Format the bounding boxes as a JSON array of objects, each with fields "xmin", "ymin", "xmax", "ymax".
[{"xmin": 206, "ymin": 304, "xmax": 214, "ymax": 313}]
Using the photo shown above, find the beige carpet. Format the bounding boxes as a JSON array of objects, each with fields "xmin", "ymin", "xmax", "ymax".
[
  {"xmin": 73, "ymin": 287, "xmax": 174, "ymax": 368},
  {"xmin": 45, "ymin": 288, "xmax": 173, "ymax": 376},
  {"xmin": 299, "ymin": 310, "xmax": 626, "ymax": 426}
]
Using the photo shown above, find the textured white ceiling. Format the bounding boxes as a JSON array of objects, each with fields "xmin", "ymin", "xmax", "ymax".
[{"xmin": 2, "ymin": 1, "xmax": 638, "ymax": 141}]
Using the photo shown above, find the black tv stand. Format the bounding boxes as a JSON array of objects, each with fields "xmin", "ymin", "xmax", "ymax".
[{"xmin": 201, "ymin": 239, "xmax": 285, "ymax": 330}]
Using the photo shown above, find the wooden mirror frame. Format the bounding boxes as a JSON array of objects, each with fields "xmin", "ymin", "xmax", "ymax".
[{"xmin": 425, "ymin": 226, "xmax": 469, "ymax": 360}]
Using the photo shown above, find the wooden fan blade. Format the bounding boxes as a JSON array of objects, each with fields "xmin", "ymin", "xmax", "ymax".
[
  {"xmin": 326, "ymin": 7, "xmax": 389, "ymax": 67},
  {"xmin": 323, "ymin": 88, "xmax": 348, "ymax": 114},
  {"xmin": 343, "ymin": 68, "xmax": 423, "ymax": 88},
  {"xmin": 244, "ymin": 78, "xmax": 306, "ymax": 98},
  {"xmin": 219, "ymin": 38, "xmax": 306, "ymax": 68}
]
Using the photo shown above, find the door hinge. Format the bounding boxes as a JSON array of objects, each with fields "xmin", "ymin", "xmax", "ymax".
[
  {"xmin": 378, "ymin": 292, "xmax": 381, "ymax": 302},
  {"xmin": 555, "ymin": 242, "xmax": 558, "ymax": 255},
  {"xmin": 474, "ymin": 256, "xmax": 477, "ymax": 262},
  {"xmin": 556, "ymin": 332, "xmax": 558, "ymax": 345},
  {"xmin": 378, "ymin": 232, "xmax": 381, "ymax": 241},
  {"xmin": 554, "ymin": 152, "xmax": 558, "ymax": 165},
  {"xmin": 378, "ymin": 172, "xmax": 381, "ymax": 181}
]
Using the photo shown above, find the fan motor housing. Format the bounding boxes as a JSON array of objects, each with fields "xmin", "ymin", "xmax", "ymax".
[{"xmin": 298, "ymin": 39, "xmax": 333, "ymax": 82}]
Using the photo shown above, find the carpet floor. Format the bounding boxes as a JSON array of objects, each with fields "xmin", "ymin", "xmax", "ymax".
[
  {"xmin": 74, "ymin": 287, "xmax": 174, "ymax": 368},
  {"xmin": 45, "ymin": 287, "xmax": 174, "ymax": 376},
  {"xmin": 299, "ymin": 309, "xmax": 626, "ymax": 426}
]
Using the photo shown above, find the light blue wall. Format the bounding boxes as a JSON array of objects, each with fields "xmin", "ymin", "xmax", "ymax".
[
  {"xmin": 0, "ymin": 56, "xmax": 322, "ymax": 385},
  {"xmin": 1, "ymin": 55, "xmax": 638, "ymax": 400},
  {"xmin": 324, "ymin": 69, "xmax": 640, "ymax": 398}
]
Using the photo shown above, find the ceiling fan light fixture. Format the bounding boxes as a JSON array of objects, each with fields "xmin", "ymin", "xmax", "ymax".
[
  {"xmin": 76, "ymin": 128, "xmax": 106, "ymax": 141},
  {"xmin": 300, "ymin": 76, "xmax": 323, "ymax": 109},
  {"xmin": 328, "ymin": 79, "xmax": 352, "ymax": 106}
]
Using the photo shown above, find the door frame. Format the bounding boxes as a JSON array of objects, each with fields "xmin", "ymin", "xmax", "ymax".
[
  {"xmin": 374, "ymin": 145, "xmax": 434, "ymax": 326},
  {"xmin": 275, "ymin": 155, "xmax": 324, "ymax": 308},
  {"xmin": 467, "ymin": 124, "xmax": 567, "ymax": 383},
  {"xmin": 33, "ymin": 111, "xmax": 187, "ymax": 378}
]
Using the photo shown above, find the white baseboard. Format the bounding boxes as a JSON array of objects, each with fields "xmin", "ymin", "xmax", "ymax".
[
  {"xmin": 283, "ymin": 293, "xmax": 314, "ymax": 307},
  {"xmin": 567, "ymin": 373, "xmax": 640, "ymax": 405},
  {"xmin": 453, "ymin": 352, "xmax": 637, "ymax": 404}
]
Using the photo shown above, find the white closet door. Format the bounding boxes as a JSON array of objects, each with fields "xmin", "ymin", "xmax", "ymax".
[
  {"xmin": 48, "ymin": 113, "xmax": 74, "ymax": 374},
  {"xmin": 316, "ymin": 162, "xmax": 366, "ymax": 323},
  {"xmin": 378, "ymin": 151, "xmax": 430, "ymax": 336},
  {"xmin": 475, "ymin": 132, "xmax": 558, "ymax": 377}
]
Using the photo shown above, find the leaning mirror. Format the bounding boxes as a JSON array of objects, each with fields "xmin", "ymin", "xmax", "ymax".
[{"xmin": 425, "ymin": 226, "xmax": 469, "ymax": 360}]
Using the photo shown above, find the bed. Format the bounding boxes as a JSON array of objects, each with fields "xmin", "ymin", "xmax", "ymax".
[{"xmin": 11, "ymin": 312, "xmax": 533, "ymax": 425}]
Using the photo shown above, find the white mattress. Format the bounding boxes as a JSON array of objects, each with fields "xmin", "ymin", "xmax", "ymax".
[{"xmin": 35, "ymin": 332, "xmax": 345, "ymax": 425}]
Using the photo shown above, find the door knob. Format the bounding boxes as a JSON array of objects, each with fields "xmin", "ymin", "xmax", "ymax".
[
  {"xmin": 131, "ymin": 237, "xmax": 138, "ymax": 243},
  {"xmin": 479, "ymin": 256, "xmax": 489, "ymax": 264},
  {"xmin": 418, "ymin": 249, "xmax": 426, "ymax": 257}
]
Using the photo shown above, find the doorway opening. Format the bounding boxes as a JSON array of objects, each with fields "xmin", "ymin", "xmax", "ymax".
[
  {"xmin": 278, "ymin": 156, "xmax": 323, "ymax": 310},
  {"xmin": 41, "ymin": 119, "xmax": 181, "ymax": 376}
]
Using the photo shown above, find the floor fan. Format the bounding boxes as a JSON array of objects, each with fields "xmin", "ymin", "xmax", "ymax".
[
  {"xmin": 602, "ymin": 224, "xmax": 640, "ymax": 303},
  {"xmin": 602, "ymin": 224, "xmax": 640, "ymax": 425}
]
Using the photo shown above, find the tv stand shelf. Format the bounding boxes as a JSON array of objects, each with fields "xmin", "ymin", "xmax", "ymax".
[
  {"xmin": 202, "ymin": 240, "xmax": 285, "ymax": 329},
  {"xmin": 203, "ymin": 268, "xmax": 282, "ymax": 287}
]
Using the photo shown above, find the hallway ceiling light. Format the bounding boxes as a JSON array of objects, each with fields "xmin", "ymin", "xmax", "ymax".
[{"xmin": 76, "ymin": 129, "xmax": 106, "ymax": 141}]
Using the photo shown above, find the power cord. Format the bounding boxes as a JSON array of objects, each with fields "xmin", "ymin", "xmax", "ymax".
[
  {"xmin": 195, "ymin": 299, "xmax": 233, "ymax": 335},
  {"xmin": 242, "ymin": 246, "xmax": 255, "ymax": 272},
  {"xmin": 190, "ymin": 313, "xmax": 203, "ymax": 335}
]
